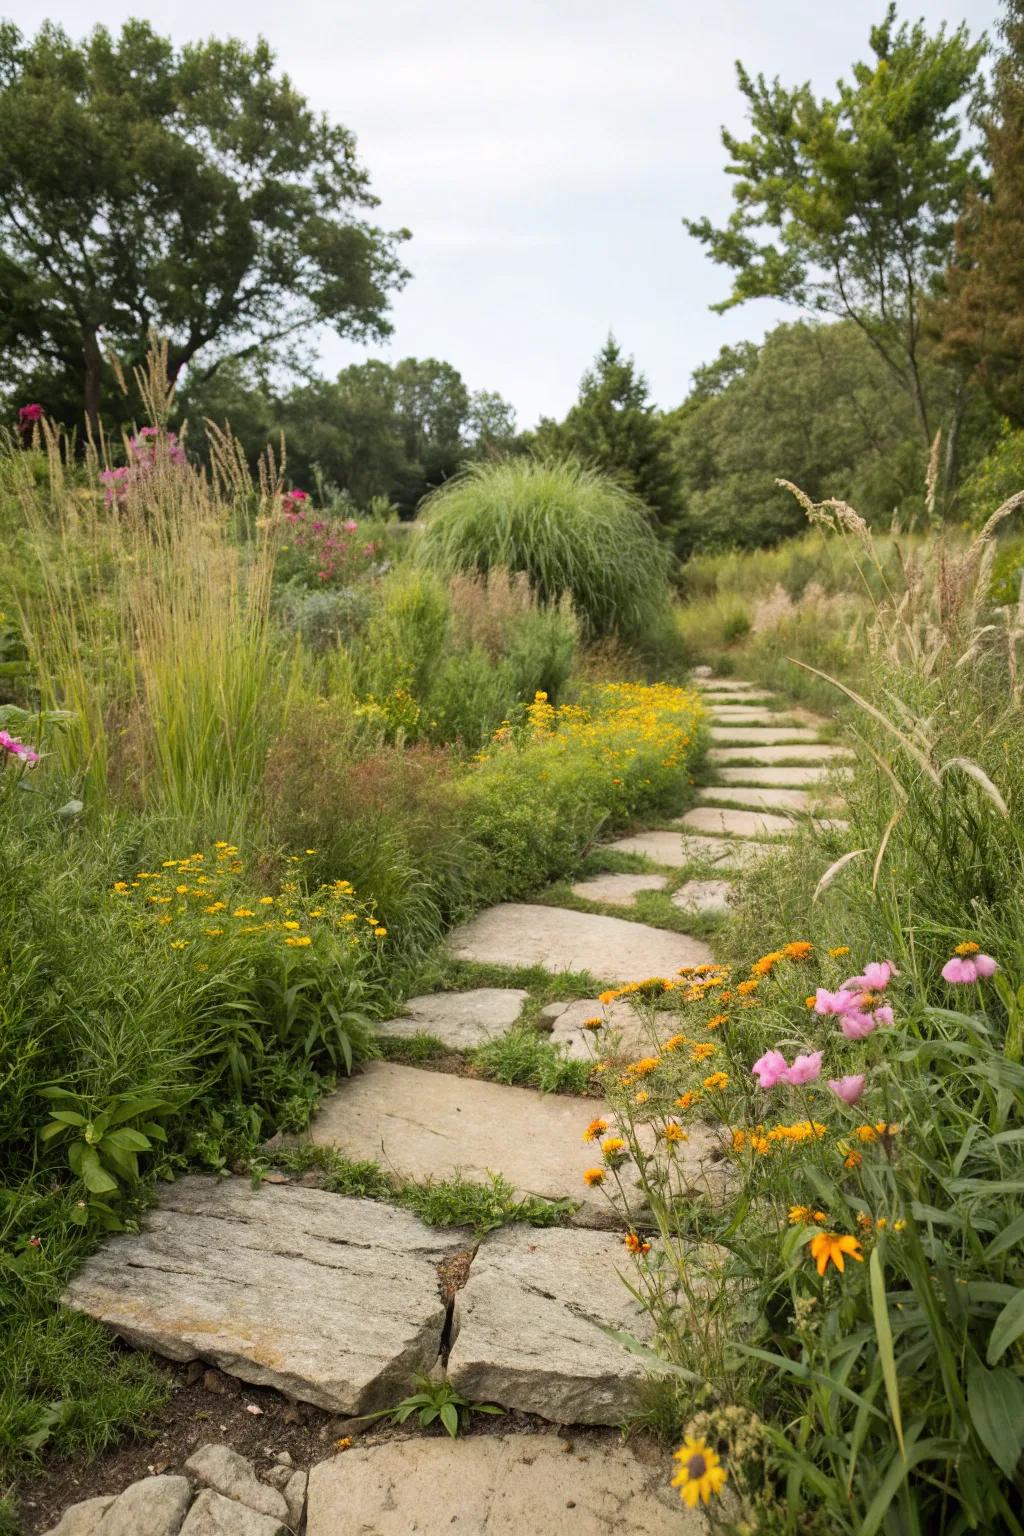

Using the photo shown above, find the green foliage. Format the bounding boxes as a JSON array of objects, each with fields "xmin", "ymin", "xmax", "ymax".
[
  {"xmin": 401, "ymin": 1172, "xmax": 575, "ymax": 1234},
  {"xmin": 360, "ymin": 1373, "xmax": 505, "ymax": 1438},
  {"xmin": 533, "ymin": 336, "xmax": 682, "ymax": 537},
  {"xmin": 416, "ymin": 457, "xmax": 672, "ymax": 640},
  {"xmin": 959, "ymin": 420, "xmax": 1024, "ymax": 531},
  {"xmin": 471, "ymin": 1027, "xmax": 591, "ymax": 1095},
  {"xmin": 0, "ymin": 20, "xmax": 407, "ymax": 430},
  {"xmin": 687, "ymin": 5, "xmax": 985, "ymax": 451}
]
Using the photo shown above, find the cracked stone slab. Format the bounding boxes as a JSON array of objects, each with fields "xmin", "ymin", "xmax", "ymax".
[
  {"xmin": 697, "ymin": 785, "xmax": 815, "ymax": 813},
  {"xmin": 707, "ymin": 708, "xmax": 797, "ymax": 724},
  {"xmin": 677, "ymin": 806, "xmax": 796, "ymax": 838},
  {"xmin": 447, "ymin": 1227, "xmax": 722, "ymax": 1425},
  {"xmin": 179, "ymin": 1491, "xmax": 286, "ymax": 1536},
  {"xmin": 605, "ymin": 830, "xmax": 773, "ymax": 869},
  {"xmin": 309, "ymin": 1061, "xmax": 681, "ymax": 1228},
  {"xmin": 672, "ymin": 879, "xmax": 734, "ymax": 915},
  {"xmin": 707, "ymin": 743, "xmax": 852, "ymax": 765},
  {"xmin": 569, "ymin": 871, "xmax": 668, "ymax": 904},
  {"xmin": 693, "ymin": 676, "xmax": 758, "ymax": 690},
  {"xmin": 306, "ymin": 1434, "xmax": 706, "ymax": 1534},
  {"xmin": 184, "ymin": 1446, "xmax": 289, "ymax": 1523},
  {"xmin": 709, "ymin": 725, "xmax": 823, "ymax": 744},
  {"xmin": 446, "ymin": 902, "xmax": 712, "ymax": 982},
  {"xmin": 43, "ymin": 1497, "xmax": 117, "ymax": 1536},
  {"xmin": 96, "ymin": 1477, "xmax": 193, "ymax": 1536},
  {"xmin": 376, "ymin": 988, "xmax": 529, "ymax": 1050},
  {"xmin": 63, "ymin": 1177, "xmax": 468, "ymax": 1415},
  {"xmin": 716, "ymin": 764, "xmax": 850, "ymax": 786}
]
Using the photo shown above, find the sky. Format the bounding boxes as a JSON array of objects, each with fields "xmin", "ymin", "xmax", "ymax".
[{"xmin": 29, "ymin": 0, "xmax": 999, "ymax": 427}]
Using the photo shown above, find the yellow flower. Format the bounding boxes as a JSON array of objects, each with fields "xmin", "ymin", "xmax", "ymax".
[
  {"xmin": 703, "ymin": 1072, "xmax": 729, "ymax": 1092},
  {"xmin": 374, "ymin": 927, "xmax": 388, "ymax": 938},
  {"xmin": 706, "ymin": 1013, "xmax": 728, "ymax": 1030},
  {"xmin": 843, "ymin": 1150, "xmax": 863, "ymax": 1169},
  {"xmin": 582, "ymin": 1016, "xmax": 604, "ymax": 1031},
  {"xmin": 598, "ymin": 989, "xmax": 619, "ymax": 1006},
  {"xmin": 623, "ymin": 1231, "xmax": 651, "ymax": 1256},
  {"xmin": 204, "ymin": 902, "xmax": 226, "ymax": 914},
  {"xmin": 259, "ymin": 896, "xmax": 275, "ymax": 906},
  {"xmin": 175, "ymin": 884, "xmax": 189, "ymax": 895},
  {"xmin": 305, "ymin": 849, "xmax": 317, "ymax": 855},
  {"xmin": 341, "ymin": 913, "xmax": 358, "ymax": 923},
  {"xmin": 690, "ymin": 1042, "xmax": 716, "ymax": 1063},
  {"xmin": 204, "ymin": 928, "xmax": 224, "ymax": 937},
  {"xmin": 583, "ymin": 1167, "xmax": 606, "ymax": 1187},
  {"xmin": 828, "ymin": 945, "xmax": 850, "ymax": 958},
  {"xmin": 662, "ymin": 1034, "xmax": 687, "ymax": 1053},
  {"xmin": 582, "ymin": 1117, "xmax": 609, "ymax": 1143},
  {"xmin": 663, "ymin": 1123, "xmax": 688, "ymax": 1143},
  {"xmin": 736, "ymin": 978, "xmax": 759, "ymax": 996},
  {"xmin": 285, "ymin": 935, "xmax": 312, "ymax": 947},
  {"xmin": 233, "ymin": 908, "xmax": 255, "ymax": 918},
  {"xmin": 634, "ymin": 1089, "xmax": 649, "ymax": 1105},
  {"xmin": 671, "ymin": 1437, "xmax": 727, "ymax": 1508},
  {"xmin": 782, "ymin": 941, "xmax": 813, "ymax": 959},
  {"xmin": 676, "ymin": 1091, "xmax": 700, "ymax": 1110},
  {"xmin": 282, "ymin": 920, "xmax": 301, "ymax": 930},
  {"xmin": 170, "ymin": 939, "xmax": 188, "ymax": 950},
  {"xmin": 111, "ymin": 881, "xmax": 129, "ymax": 893},
  {"xmin": 809, "ymin": 1232, "xmax": 864, "ymax": 1276},
  {"xmin": 955, "ymin": 941, "xmax": 980, "ymax": 955},
  {"xmin": 601, "ymin": 1136, "xmax": 627, "ymax": 1161}
]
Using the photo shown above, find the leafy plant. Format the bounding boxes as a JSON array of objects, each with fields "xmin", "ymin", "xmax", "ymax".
[
  {"xmin": 361, "ymin": 1373, "xmax": 504, "ymax": 1438},
  {"xmin": 38, "ymin": 1088, "xmax": 175, "ymax": 1206}
]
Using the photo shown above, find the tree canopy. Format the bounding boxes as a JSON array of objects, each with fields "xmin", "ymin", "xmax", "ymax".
[
  {"xmin": 685, "ymin": 5, "xmax": 985, "ymax": 447},
  {"xmin": 0, "ymin": 20, "xmax": 408, "ymax": 432}
]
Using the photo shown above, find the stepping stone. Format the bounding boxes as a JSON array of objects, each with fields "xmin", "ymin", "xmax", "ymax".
[
  {"xmin": 709, "ymin": 743, "xmax": 853, "ymax": 764},
  {"xmin": 701, "ymin": 688, "xmax": 775, "ymax": 702},
  {"xmin": 376, "ymin": 988, "xmax": 529, "ymax": 1050},
  {"xmin": 63, "ymin": 1177, "xmax": 467, "ymax": 1415},
  {"xmin": 697, "ymin": 785, "xmax": 813, "ymax": 814},
  {"xmin": 694, "ymin": 676, "xmax": 757, "ymax": 690},
  {"xmin": 446, "ymin": 902, "xmax": 712, "ymax": 982},
  {"xmin": 677, "ymin": 806, "xmax": 796, "ymax": 838},
  {"xmin": 707, "ymin": 707, "xmax": 794, "ymax": 722},
  {"xmin": 710, "ymin": 726, "xmax": 823, "ymax": 744},
  {"xmin": 605, "ymin": 830, "xmax": 771, "ymax": 870},
  {"xmin": 309, "ymin": 1063, "xmax": 727, "ymax": 1227},
  {"xmin": 677, "ymin": 835, "xmax": 776, "ymax": 868},
  {"xmin": 447, "ymin": 1227, "xmax": 654, "ymax": 1423},
  {"xmin": 539, "ymin": 998, "xmax": 675, "ymax": 1060},
  {"xmin": 570, "ymin": 871, "xmax": 668, "ymax": 904},
  {"xmin": 306, "ymin": 1435, "xmax": 703, "ymax": 1535},
  {"xmin": 672, "ymin": 879, "xmax": 734, "ymax": 915},
  {"xmin": 716, "ymin": 764, "xmax": 848, "ymax": 787}
]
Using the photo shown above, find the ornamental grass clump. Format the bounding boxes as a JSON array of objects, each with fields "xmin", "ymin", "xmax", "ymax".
[
  {"xmin": 415, "ymin": 457, "xmax": 672, "ymax": 640},
  {"xmin": 584, "ymin": 938, "xmax": 1024, "ymax": 1533}
]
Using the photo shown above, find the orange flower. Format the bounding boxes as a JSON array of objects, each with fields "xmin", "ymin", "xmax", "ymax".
[
  {"xmin": 706, "ymin": 1013, "xmax": 728, "ymax": 1030},
  {"xmin": 809, "ymin": 1232, "xmax": 864, "ymax": 1276},
  {"xmin": 601, "ymin": 1136, "xmax": 627, "ymax": 1161},
  {"xmin": 828, "ymin": 946, "xmax": 850, "ymax": 958},
  {"xmin": 783, "ymin": 941, "xmax": 813, "ymax": 959},
  {"xmin": 676, "ymin": 1091, "xmax": 701, "ymax": 1110},
  {"xmin": 736, "ymin": 979, "xmax": 759, "ymax": 996},
  {"xmin": 663, "ymin": 1034, "xmax": 687, "ymax": 1053},
  {"xmin": 663, "ymin": 1122, "xmax": 688, "ymax": 1143},
  {"xmin": 690, "ymin": 1042, "xmax": 716, "ymax": 1062},
  {"xmin": 623, "ymin": 1231, "xmax": 651, "ymax": 1256},
  {"xmin": 583, "ymin": 1167, "xmax": 606, "ymax": 1187},
  {"xmin": 703, "ymin": 1071, "xmax": 729, "ymax": 1092},
  {"xmin": 582, "ymin": 1118, "xmax": 609, "ymax": 1143},
  {"xmin": 843, "ymin": 1151, "xmax": 863, "ymax": 1169}
]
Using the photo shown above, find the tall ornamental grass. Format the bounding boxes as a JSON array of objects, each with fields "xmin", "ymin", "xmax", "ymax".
[{"xmin": 415, "ymin": 457, "xmax": 672, "ymax": 640}]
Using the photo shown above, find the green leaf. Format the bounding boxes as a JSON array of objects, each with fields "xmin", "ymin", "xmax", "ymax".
[
  {"xmin": 596, "ymin": 1325, "xmax": 701, "ymax": 1381},
  {"xmin": 42, "ymin": 1109, "xmax": 87, "ymax": 1128},
  {"xmin": 102, "ymin": 1127, "xmax": 152, "ymax": 1152},
  {"xmin": 986, "ymin": 1213, "xmax": 1024, "ymax": 1261},
  {"xmin": 987, "ymin": 1290, "xmax": 1024, "ymax": 1365},
  {"xmin": 79, "ymin": 1145, "xmax": 119, "ymax": 1194},
  {"xmin": 869, "ymin": 1245, "xmax": 905, "ymax": 1459},
  {"xmin": 968, "ymin": 1362, "xmax": 1024, "ymax": 1479},
  {"xmin": 439, "ymin": 1402, "xmax": 459, "ymax": 1438}
]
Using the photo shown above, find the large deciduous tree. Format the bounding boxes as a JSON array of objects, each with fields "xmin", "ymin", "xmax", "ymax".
[
  {"xmin": 0, "ymin": 20, "xmax": 409, "ymax": 433},
  {"xmin": 938, "ymin": 1, "xmax": 1024, "ymax": 426},
  {"xmin": 685, "ymin": 5, "xmax": 984, "ymax": 449}
]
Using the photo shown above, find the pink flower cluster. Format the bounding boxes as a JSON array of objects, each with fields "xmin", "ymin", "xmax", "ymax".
[
  {"xmin": 100, "ymin": 427, "xmax": 187, "ymax": 505},
  {"xmin": 941, "ymin": 950, "xmax": 998, "ymax": 984},
  {"xmin": 0, "ymin": 729, "xmax": 39, "ymax": 766},
  {"xmin": 279, "ymin": 490, "xmax": 377, "ymax": 585},
  {"xmin": 813, "ymin": 960, "xmax": 897, "ymax": 1040},
  {"xmin": 19, "ymin": 402, "xmax": 43, "ymax": 430},
  {"xmin": 751, "ymin": 1049, "xmax": 822, "ymax": 1088}
]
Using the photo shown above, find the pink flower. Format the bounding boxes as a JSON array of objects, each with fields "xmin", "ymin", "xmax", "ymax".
[
  {"xmin": 782, "ymin": 1051, "xmax": 822, "ymax": 1086},
  {"xmin": 284, "ymin": 488, "xmax": 308, "ymax": 503},
  {"xmin": 840, "ymin": 1011, "xmax": 877, "ymax": 1040},
  {"xmin": 842, "ymin": 961, "xmax": 898, "ymax": 992},
  {"xmin": 751, "ymin": 1049, "xmax": 788, "ymax": 1089},
  {"xmin": 814, "ymin": 987, "xmax": 859, "ymax": 1016},
  {"xmin": 344, "ymin": 518, "xmax": 358, "ymax": 532},
  {"xmin": 942, "ymin": 953, "xmax": 998, "ymax": 984},
  {"xmin": 19, "ymin": 403, "xmax": 43, "ymax": 425},
  {"xmin": 873, "ymin": 1005, "xmax": 894, "ymax": 1027},
  {"xmin": 0, "ymin": 729, "xmax": 39, "ymax": 765},
  {"xmin": 828, "ymin": 1074, "xmax": 866, "ymax": 1105}
]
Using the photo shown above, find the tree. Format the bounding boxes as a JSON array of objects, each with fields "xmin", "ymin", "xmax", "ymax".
[
  {"xmin": 534, "ymin": 336, "xmax": 682, "ymax": 536},
  {"xmin": 938, "ymin": 1, "xmax": 1024, "ymax": 426},
  {"xmin": 0, "ymin": 20, "xmax": 408, "ymax": 433},
  {"xmin": 685, "ymin": 6, "xmax": 985, "ymax": 448}
]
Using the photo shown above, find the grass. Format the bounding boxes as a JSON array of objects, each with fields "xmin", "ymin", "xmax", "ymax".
[{"xmin": 471, "ymin": 1027, "xmax": 592, "ymax": 1095}]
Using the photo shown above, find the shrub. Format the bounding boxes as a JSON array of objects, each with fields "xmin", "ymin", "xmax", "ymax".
[{"xmin": 416, "ymin": 458, "xmax": 672, "ymax": 639}]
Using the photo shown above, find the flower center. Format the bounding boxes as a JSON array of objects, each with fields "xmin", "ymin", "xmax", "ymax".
[{"xmin": 686, "ymin": 1453, "xmax": 707, "ymax": 1480}]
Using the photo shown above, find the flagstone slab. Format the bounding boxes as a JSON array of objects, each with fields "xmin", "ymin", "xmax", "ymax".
[
  {"xmin": 709, "ymin": 743, "xmax": 853, "ymax": 764},
  {"xmin": 693, "ymin": 676, "xmax": 757, "ymax": 690},
  {"xmin": 447, "ymin": 1227, "xmax": 656, "ymax": 1423},
  {"xmin": 701, "ymin": 688, "xmax": 775, "ymax": 702},
  {"xmin": 672, "ymin": 879, "xmax": 734, "ymax": 915},
  {"xmin": 677, "ymin": 806, "xmax": 796, "ymax": 838},
  {"xmin": 306, "ymin": 1435, "xmax": 704, "ymax": 1535},
  {"xmin": 697, "ymin": 785, "xmax": 814, "ymax": 813},
  {"xmin": 446, "ymin": 902, "xmax": 712, "ymax": 982},
  {"xmin": 376, "ymin": 988, "xmax": 529, "ymax": 1050},
  {"xmin": 716, "ymin": 764, "xmax": 850, "ymax": 787},
  {"xmin": 569, "ymin": 871, "xmax": 668, "ymax": 905},
  {"xmin": 62, "ymin": 1178, "xmax": 469, "ymax": 1415},
  {"xmin": 605, "ymin": 830, "xmax": 773, "ymax": 869},
  {"xmin": 540, "ymin": 998, "xmax": 677, "ymax": 1060},
  {"xmin": 709, "ymin": 725, "xmax": 823, "ymax": 744},
  {"xmin": 707, "ymin": 707, "xmax": 796, "ymax": 723}
]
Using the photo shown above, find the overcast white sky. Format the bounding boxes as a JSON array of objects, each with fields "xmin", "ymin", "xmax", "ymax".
[{"xmin": 28, "ymin": 0, "xmax": 998, "ymax": 425}]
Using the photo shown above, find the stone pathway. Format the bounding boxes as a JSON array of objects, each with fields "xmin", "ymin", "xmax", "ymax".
[{"xmin": 56, "ymin": 669, "xmax": 845, "ymax": 1535}]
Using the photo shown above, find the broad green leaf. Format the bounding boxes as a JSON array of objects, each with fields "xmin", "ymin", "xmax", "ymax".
[
  {"xmin": 986, "ymin": 1213, "xmax": 1024, "ymax": 1261},
  {"xmin": 987, "ymin": 1290, "xmax": 1024, "ymax": 1365},
  {"xmin": 79, "ymin": 1146, "xmax": 119, "ymax": 1194},
  {"xmin": 439, "ymin": 1402, "xmax": 459, "ymax": 1437},
  {"xmin": 968, "ymin": 1362, "xmax": 1024, "ymax": 1479},
  {"xmin": 102, "ymin": 1127, "xmax": 152, "ymax": 1152},
  {"xmin": 869, "ymin": 1246, "xmax": 905, "ymax": 1459},
  {"xmin": 42, "ymin": 1109, "xmax": 87, "ymax": 1128}
]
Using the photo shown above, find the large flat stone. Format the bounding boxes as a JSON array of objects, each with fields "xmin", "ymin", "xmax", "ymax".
[
  {"xmin": 677, "ymin": 835, "xmax": 776, "ymax": 868},
  {"xmin": 540, "ymin": 998, "xmax": 679, "ymax": 1061},
  {"xmin": 309, "ymin": 1062, "xmax": 663, "ymax": 1227},
  {"xmin": 43, "ymin": 1497, "xmax": 116, "ymax": 1536},
  {"xmin": 708, "ymin": 743, "xmax": 852, "ymax": 764},
  {"xmin": 179, "ymin": 1492, "xmax": 286, "ymax": 1536},
  {"xmin": 446, "ymin": 902, "xmax": 712, "ymax": 982},
  {"xmin": 605, "ymin": 830, "xmax": 772, "ymax": 869},
  {"xmin": 569, "ymin": 871, "xmax": 668, "ymax": 904},
  {"xmin": 693, "ymin": 676, "xmax": 757, "ymax": 690},
  {"xmin": 709, "ymin": 725, "xmax": 823, "ymax": 744},
  {"xmin": 707, "ymin": 708, "xmax": 795, "ymax": 723},
  {"xmin": 306, "ymin": 1435, "xmax": 703, "ymax": 1535},
  {"xmin": 672, "ymin": 879, "xmax": 734, "ymax": 915},
  {"xmin": 63, "ymin": 1178, "xmax": 466, "ymax": 1415},
  {"xmin": 678, "ymin": 806, "xmax": 796, "ymax": 838},
  {"xmin": 697, "ymin": 785, "xmax": 814, "ymax": 813},
  {"xmin": 447, "ymin": 1228, "xmax": 650, "ymax": 1423},
  {"xmin": 716, "ymin": 764, "xmax": 850, "ymax": 786},
  {"xmin": 376, "ymin": 988, "xmax": 529, "ymax": 1050},
  {"xmin": 97, "ymin": 1477, "xmax": 193, "ymax": 1536}
]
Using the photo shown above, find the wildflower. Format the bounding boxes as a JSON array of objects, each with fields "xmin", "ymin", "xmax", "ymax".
[
  {"xmin": 893, "ymin": 1219, "xmax": 906, "ymax": 1232},
  {"xmin": 170, "ymin": 939, "xmax": 188, "ymax": 950},
  {"xmin": 259, "ymin": 896, "xmax": 275, "ymax": 906},
  {"xmin": 19, "ymin": 402, "xmax": 43, "ymax": 426},
  {"xmin": 805, "ymin": 996, "xmax": 816, "ymax": 1008},
  {"xmin": 843, "ymin": 1151, "xmax": 863, "ymax": 1169},
  {"xmin": 0, "ymin": 729, "xmax": 39, "ymax": 765},
  {"xmin": 828, "ymin": 946, "xmax": 850, "ymax": 957},
  {"xmin": 583, "ymin": 1118, "xmax": 609, "ymax": 1143},
  {"xmin": 663, "ymin": 1123, "xmax": 688, "ymax": 1143},
  {"xmin": 204, "ymin": 902, "xmax": 227, "ymax": 914},
  {"xmin": 663, "ymin": 1033, "xmax": 687, "ymax": 1053},
  {"xmin": 788, "ymin": 1206, "xmax": 828, "ymax": 1225},
  {"xmin": 598, "ymin": 989, "xmax": 619, "ymax": 1006},
  {"xmin": 751, "ymin": 1050, "xmax": 788, "ymax": 1089},
  {"xmin": 828, "ymin": 1074, "xmax": 866, "ymax": 1105},
  {"xmin": 814, "ymin": 987, "xmax": 859, "ymax": 1017},
  {"xmin": 809, "ymin": 1232, "xmax": 864, "ymax": 1276},
  {"xmin": 706, "ymin": 1013, "xmax": 728, "ymax": 1030},
  {"xmin": 942, "ymin": 950, "xmax": 998, "ymax": 983},
  {"xmin": 689, "ymin": 1041, "xmax": 716, "ymax": 1064},
  {"xmin": 28, "ymin": 1234, "xmax": 42, "ymax": 1248},
  {"xmin": 623, "ymin": 1232, "xmax": 651, "ymax": 1256},
  {"xmin": 857, "ymin": 1211, "xmax": 873, "ymax": 1231},
  {"xmin": 582, "ymin": 1016, "xmax": 604, "ymax": 1030},
  {"xmin": 676, "ymin": 1091, "xmax": 700, "ymax": 1110},
  {"xmin": 750, "ymin": 949, "xmax": 784, "ymax": 977},
  {"xmin": 783, "ymin": 941, "xmax": 813, "ymax": 959},
  {"xmin": 601, "ymin": 1136, "xmax": 627, "ymax": 1161},
  {"xmin": 232, "ymin": 908, "xmax": 255, "ymax": 918},
  {"xmin": 840, "ymin": 1011, "xmax": 877, "ymax": 1041},
  {"xmin": 703, "ymin": 1071, "xmax": 729, "ymax": 1092},
  {"xmin": 282, "ymin": 920, "xmax": 301, "ymax": 930},
  {"xmin": 782, "ymin": 1051, "xmax": 822, "ymax": 1087},
  {"xmin": 671, "ymin": 1437, "xmax": 727, "ymax": 1509},
  {"xmin": 843, "ymin": 960, "xmax": 897, "ymax": 992},
  {"xmin": 374, "ymin": 927, "xmax": 388, "ymax": 938},
  {"xmin": 736, "ymin": 979, "xmax": 759, "ymax": 996},
  {"xmin": 583, "ymin": 1167, "xmax": 606, "ymax": 1187},
  {"xmin": 634, "ymin": 1089, "xmax": 650, "ymax": 1105},
  {"xmin": 204, "ymin": 928, "xmax": 224, "ymax": 937},
  {"xmin": 285, "ymin": 935, "xmax": 312, "ymax": 947}
]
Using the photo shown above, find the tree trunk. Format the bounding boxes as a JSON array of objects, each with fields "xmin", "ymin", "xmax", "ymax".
[
  {"xmin": 82, "ymin": 329, "xmax": 102, "ymax": 440},
  {"xmin": 941, "ymin": 367, "xmax": 968, "ymax": 512}
]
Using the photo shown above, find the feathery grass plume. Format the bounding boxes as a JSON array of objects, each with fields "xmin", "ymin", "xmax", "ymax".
[
  {"xmin": 415, "ymin": 457, "xmax": 671, "ymax": 640},
  {"xmin": 924, "ymin": 427, "xmax": 942, "ymax": 527}
]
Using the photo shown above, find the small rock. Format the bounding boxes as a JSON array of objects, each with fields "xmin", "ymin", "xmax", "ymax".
[
  {"xmin": 296, "ymin": 1170, "xmax": 325, "ymax": 1188},
  {"xmin": 42, "ymin": 1494, "xmax": 115, "ymax": 1536},
  {"xmin": 273, "ymin": 1451, "xmax": 293, "ymax": 1468},
  {"xmin": 282, "ymin": 1403, "xmax": 305, "ymax": 1425},
  {"xmin": 261, "ymin": 1467, "xmax": 292, "ymax": 1492},
  {"xmin": 202, "ymin": 1369, "xmax": 232, "ymax": 1396},
  {"xmin": 179, "ymin": 1490, "xmax": 287, "ymax": 1536},
  {"xmin": 185, "ymin": 1445, "xmax": 289, "ymax": 1523},
  {"xmin": 283, "ymin": 1470, "xmax": 307, "ymax": 1531},
  {"xmin": 96, "ymin": 1474, "xmax": 192, "ymax": 1536}
]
